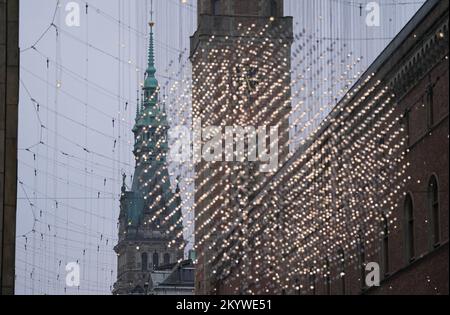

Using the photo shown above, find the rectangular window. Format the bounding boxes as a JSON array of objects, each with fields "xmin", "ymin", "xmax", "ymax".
[
  {"xmin": 432, "ymin": 202, "xmax": 440, "ymax": 246},
  {"xmin": 404, "ymin": 109, "xmax": 411, "ymax": 147},
  {"xmin": 383, "ymin": 235, "xmax": 389, "ymax": 275},
  {"xmin": 359, "ymin": 242, "xmax": 366, "ymax": 290},
  {"xmin": 426, "ymin": 86, "xmax": 434, "ymax": 128},
  {"xmin": 325, "ymin": 258, "xmax": 331, "ymax": 295},
  {"xmin": 408, "ymin": 217, "xmax": 415, "ymax": 259},
  {"xmin": 309, "ymin": 270, "xmax": 316, "ymax": 295},
  {"xmin": 211, "ymin": 0, "xmax": 220, "ymax": 15}
]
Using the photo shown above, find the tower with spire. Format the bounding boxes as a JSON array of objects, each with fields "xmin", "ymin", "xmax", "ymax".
[{"xmin": 113, "ymin": 10, "xmax": 184, "ymax": 295}]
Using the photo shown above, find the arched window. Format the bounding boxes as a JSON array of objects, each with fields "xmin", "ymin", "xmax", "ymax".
[
  {"xmin": 270, "ymin": 0, "xmax": 278, "ymax": 17},
  {"xmin": 426, "ymin": 83, "xmax": 434, "ymax": 128},
  {"xmin": 428, "ymin": 176, "xmax": 440, "ymax": 247},
  {"xmin": 141, "ymin": 252, "xmax": 148, "ymax": 272},
  {"xmin": 404, "ymin": 194, "xmax": 415, "ymax": 262},
  {"xmin": 211, "ymin": 0, "xmax": 220, "ymax": 15},
  {"xmin": 163, "ymin": 253, "xmax": 171, "ymax": 265},
  {"xmin": 337, "ymin": 247, "xmax": 346, "ymax": 295},
  {"xmin": 153, "ymin": 252, "xmax": 159, "ymax": 268},
  {"xmin": 381, "ymin": 214, "xmax": 389, "ymax": 276}
]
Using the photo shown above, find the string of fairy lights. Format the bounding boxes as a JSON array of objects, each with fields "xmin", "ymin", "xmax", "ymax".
[{"xmin": 16, "ymin": 0, "xmax": 427, "ymax": 295}]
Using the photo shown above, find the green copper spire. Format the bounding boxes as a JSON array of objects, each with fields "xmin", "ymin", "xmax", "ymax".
[
  {"xmin": 144, "ymin": 20, "xmax": 158, "ymax": 91},
  {"xmin": 126, "ymin": 2, "xmax": 174, "ymax": 229}
]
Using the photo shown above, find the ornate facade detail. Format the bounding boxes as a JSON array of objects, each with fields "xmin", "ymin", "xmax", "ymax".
[
  {"xmin": 113, "ymin": 17, "xmax": 184, "ymax": 295},
  {"xmin": 390, "ymin": 18, "xmax": 448, "ymax": 99}
]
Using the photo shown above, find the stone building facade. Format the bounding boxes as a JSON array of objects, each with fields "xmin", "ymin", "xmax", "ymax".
[
  {"xmin": 113, "ymin": 21, "xmax": 184, "ymax": 295},
  {"xmin": 0, "ymin": 0, "xmax": 19, "ymax": 296}
]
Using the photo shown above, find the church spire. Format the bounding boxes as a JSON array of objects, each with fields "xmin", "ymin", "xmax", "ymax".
[
  {"xmin": 144, "ymin": 1, "xmax": 158, "ymax": 92},
  {"xmin": 113, "ymin": 0, "xmax": 185, "ymax": 295},
  {"xmin": 146, "ymin": 22, "xmax": 156, "ymax": 78}
]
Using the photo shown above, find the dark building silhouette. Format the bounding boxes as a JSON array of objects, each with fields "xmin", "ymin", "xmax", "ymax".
[{"xmin": 0, "ymin": 0, "xmax": 19, "ymax": 296}]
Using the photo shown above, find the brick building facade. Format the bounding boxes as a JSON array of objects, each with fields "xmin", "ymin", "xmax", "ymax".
[
  {"xmin": 191, "ymin": 0, "xmax": 448, "ymax": 295},
  {"xmin": 314, "ymin": 0, "xmax": 449, "ymax": 295},
  {"xmin": 367, "ymin": 0, "xmax": 448, "ymax": 294}
]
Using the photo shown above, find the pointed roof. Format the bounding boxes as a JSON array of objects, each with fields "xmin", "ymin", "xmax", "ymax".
[
  {"xmin": 134, "ymin": 17, "xmax": 168, "ymax": 132},
  {"xmin": 144, "ymin": 21, "xmax": 158, "ymax": 90},
  {"xmin": 126, "ymin": 10, "xmax": 176, "ymax": 228}
]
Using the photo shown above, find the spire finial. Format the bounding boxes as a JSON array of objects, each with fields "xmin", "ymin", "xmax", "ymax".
[
  {"xmin": 145, "ymin": 0, "xmax": 157, "ymax": 89},
  {"xmin": 147, "ymin": 20, "xmax": 155, "ymax": 73},
  {"xmin": 149, "ymin": 0, "xmax": 155, "ymax": 29},
  {"xmin": 150, "ymin": 0, "xmax": 154, "ymax": 25}
]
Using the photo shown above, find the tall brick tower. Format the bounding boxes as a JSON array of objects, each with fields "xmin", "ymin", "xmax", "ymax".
[{"xmin": 190, "ymin": 0, "xmax": 293, "ymax": 294}]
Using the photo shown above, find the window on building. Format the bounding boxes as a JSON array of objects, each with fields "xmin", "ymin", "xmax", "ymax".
[
  {"xmin": 163, "ymin": 253, "xmax": 171, "ymax": 265},
  {"xmin": 325, "ymin": 257, "xmax": 331, "ymax": 295},
  {"xmin": 403, "ymin": 109, "xmax": 411, "ymax": 147},
  {"xmin": 153, "ymin": 252, "xmax": 159, "ymax": 268},
  {"xmin": 404, "ymin": 194, "xmax": 415, "ymax": 262},
  {"xmin": 309, "ymin": 268, "xmax": 316, "ymax": 295},
  {"xmin": 428, "ymin": 176, "xmax": 440, "ymax": 247},
  {"xmin": 147, "ymin": 131, "xmax": 154, "ymax": 141},
  {"xmin": 381, "ymin": 214, "xmax": 389, "ymax": 276},
  {"xmin": 426, "ymin": 83, "xmax": 434, "ymax": 128},
  {"xmin": 141, "ymin": 252, "xmax": 148, "ymax": 272},
  {"xmin": 338, "ymin": 247, "xmax": 346, "ymax": 295},
  {"xmin": 294, "ymin": 278, "xmax": 301, "ymax": 295},
  {"xmin": 211, "ymin": 0, "xmax": 220, "ymax": 15},
  {"xmin": 270, "ymin": 0, "xmax": 278, "ymax": 17},
  {"xmin": 357, "ymin": 231, "xmax": 366, "ymax": 290}
]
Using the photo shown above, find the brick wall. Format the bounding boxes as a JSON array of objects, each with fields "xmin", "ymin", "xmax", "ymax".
[{"xmin": 367, "ymin": 57, "xmax": 449, "ymax": 295}]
